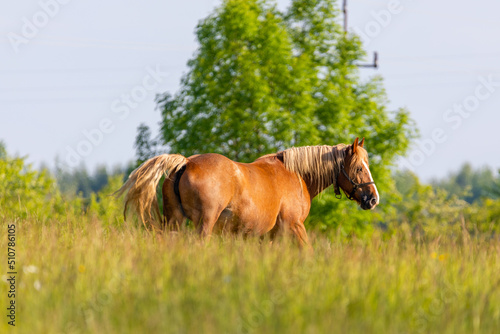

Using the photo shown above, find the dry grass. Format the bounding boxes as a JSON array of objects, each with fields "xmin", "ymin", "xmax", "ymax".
[{"xmin": 1, "ymin": 218, "xmax": 500, "ymax": 333}]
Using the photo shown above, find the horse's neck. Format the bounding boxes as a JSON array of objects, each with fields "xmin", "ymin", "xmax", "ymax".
[
  {"xmin": 303, "ymin": 175, "xmax": 335, "ymax": 200},
  {"xmin": 272, "ymin": 145, "xmax": 344, "ymax": 199}
]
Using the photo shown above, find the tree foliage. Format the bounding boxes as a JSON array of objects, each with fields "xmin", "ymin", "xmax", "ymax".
[
  {"xmin": 0, "ymin": 142, "xmax": 127, "ymax": 225},
  {"xmin": 432, "ymin": 163, "xmax": 500, "ymax": 203},
  {"xmin": 158, "ymin": 0, "xmax": 415, "ymax": 159},
  {"xmin": 158, "ymin": 0, "xmax": 304, "ymax": 160},
  {"xmin": 492, "ymin": 170, "xmax": 500, "ymax": 197},
  {"xmin": 55, "ymin": 162, "xmax": 130, "ymax": 199},
  {"xmin": 135, "ymin": 123, "xmax": 161, "ymax": 166},
  {"xmin": 0, "ymin": 142, "xmax": 63, "ymax": 219},
  {"xmin": 391, "ymin": 170, "xmax": 469, "ymax": 237}
]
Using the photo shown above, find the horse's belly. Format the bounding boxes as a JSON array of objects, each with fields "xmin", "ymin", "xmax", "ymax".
[{"xmin": 215, "ymin": 205, "xmax": 277, "ymax": 235}]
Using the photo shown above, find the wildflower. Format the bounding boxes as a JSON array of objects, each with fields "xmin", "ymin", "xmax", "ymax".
[
  {"xmin": 431, "ymin": 252, "xmax": 437, "ymax": 259},
  {"xmin": 23, "ymin": 265, "xmax": 38, "ymax": 274},
  {"xmin": 34, "ymin": 280, "xmax": 42, "ymax": 291},
  {"xmin": 78, "ymin": 265, "xmax": 86, "ymax": 273},
  {"xmin": 438, "ymin": 254, "xmax": 449, "ymax": 261}
]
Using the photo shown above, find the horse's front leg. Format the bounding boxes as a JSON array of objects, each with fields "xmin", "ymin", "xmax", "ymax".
[{"xmin": 290, "ymin": 221, "xmax": 313, "ymax": 253}]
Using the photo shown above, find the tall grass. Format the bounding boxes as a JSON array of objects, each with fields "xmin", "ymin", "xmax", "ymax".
[{"xmin": 1, "ymin": 218, "xmax": 500, "ymax": 334}]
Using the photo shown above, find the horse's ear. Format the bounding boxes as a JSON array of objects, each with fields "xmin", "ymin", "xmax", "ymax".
[
  {"xmin": 359, "ymin": 137, "xmax": 365, "ymax": 148},
  {"xmin": 352, "ymin": 137, "xmax": 359, "ymax": 154}
]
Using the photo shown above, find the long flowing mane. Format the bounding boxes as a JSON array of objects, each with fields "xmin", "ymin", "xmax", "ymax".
[{"xmin": 263, "ymin": 144, "xmax": 369, "ymax": 195}]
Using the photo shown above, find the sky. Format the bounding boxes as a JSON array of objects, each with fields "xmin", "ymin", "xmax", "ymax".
[{"xmin": 1, "ymin": 0, "xmax": 499, "ymax": 180}]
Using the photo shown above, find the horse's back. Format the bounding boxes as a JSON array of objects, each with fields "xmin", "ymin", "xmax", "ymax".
[
  {"xmin": 185, "ymin": 153, "xmax": 280, "ymax": 187},
  {"xmin": 182, "ymin": 153, "xmax": 282, "ymax": 203},
  {"xmin": 179, "ymin": 153, "xmax": 293, "ymax": 232}
]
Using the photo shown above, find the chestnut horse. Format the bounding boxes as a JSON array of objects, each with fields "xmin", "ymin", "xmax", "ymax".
[{"xmin": 116, "ymin": 138, "xmax": 379, "ymax": 247}]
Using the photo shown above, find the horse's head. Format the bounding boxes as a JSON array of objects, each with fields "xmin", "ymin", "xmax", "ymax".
[{"xmin": 338, "ymin": 137, "xmax": 379, "ymax": 210}]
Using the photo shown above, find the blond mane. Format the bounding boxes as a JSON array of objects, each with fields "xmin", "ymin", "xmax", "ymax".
[{"xmin": 264, "ymin": 144, "xmax": 369, "ymax": 195}]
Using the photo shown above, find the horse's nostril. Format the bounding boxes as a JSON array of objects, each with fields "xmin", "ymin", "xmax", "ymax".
[{"xmin": 370, "ymin": 197, "xmax": 377, "ymax": 206}]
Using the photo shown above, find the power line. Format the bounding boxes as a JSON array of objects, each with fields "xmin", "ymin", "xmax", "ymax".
[
  {"xmin": 384, "ymin": 53, "xmax": 500, "ymax": 61},
  {"xmin": 0, "ymin": 95, "xmax": 157, "ymax": 104},
  {"xmin": 0, "ymin": 84, "xmax": 143, "ymax": 92},
  {"xmin": 0, "ymin": 36, "xmax": 193, "ymax": 52},
  {"xmin": 0, "ymin": 65, "xmax": 177, "ymax": 74}
]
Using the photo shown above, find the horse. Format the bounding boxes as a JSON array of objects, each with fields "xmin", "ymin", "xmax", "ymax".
[{"xmin": 115, "ymin": 137, "xmax": 379, "ymax": 248}]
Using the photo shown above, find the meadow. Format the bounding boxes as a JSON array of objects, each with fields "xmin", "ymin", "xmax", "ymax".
[
  {"xmin": 2, "ymin": 216, "xmax": 500, "ymax": 334},
  {"xmin": 2, "ymin": 0, "xmax": 499, "ymax": 332}
]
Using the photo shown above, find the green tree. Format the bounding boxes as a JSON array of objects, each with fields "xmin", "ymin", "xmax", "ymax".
[
  {"xmin": 55, "ymin": 162, "xmax": 129, "ymax": 199},
  {"xmin": 88, "ymin": 174, "xmax": 126, "ymax": 227},
  {"xmin": 0, "ymin": 142, "xmax": 64, "ymax": 220},
  {"xmin": 135, "ymin": 123, "xmax": 160, "ymax": 165},
  {"xmin": 433, "ymin": 163, "xmax": 499, "ymax": 203},
  {"xmin": 0, "ymin": 141, "xmax": 6, "ymax": 159},
  {"xmin": 158, "ymin": 0, "xmax": 311, "ymax": 160},
  {"xmin": 491, "ymin": 170, "xmax": 500, "ymax": 197},
  {"xmin": 0, "ymin": 141, "xmax": 132, "ymax": 225},
  {"xmin": 152, "ymin": 0, "xmax": 417, "ymax": 233},
  {"xmin": 390, "ymin": 170, "xmax": 469, "ymax": 237}
]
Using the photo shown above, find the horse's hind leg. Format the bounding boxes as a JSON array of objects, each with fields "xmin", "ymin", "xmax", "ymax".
[
  {"xmin": 162, "ymin": 200, "xmax": 184, "ymax": 231},
  {"xmin": 266, "ymin": 216, "xmax": 284, "ymax": 244},
  {"xmin": 192, "ymin": 208, "xmax": 222, "ymax": 238},
  {"xmin": 162, "ymin": 178, "xmax": 185, "ymax": 231}
]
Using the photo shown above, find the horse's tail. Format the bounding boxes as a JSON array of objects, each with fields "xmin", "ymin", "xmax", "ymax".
[{"xmin": 115, "ymin": 154, "xmax": 188, "ymax": 229}]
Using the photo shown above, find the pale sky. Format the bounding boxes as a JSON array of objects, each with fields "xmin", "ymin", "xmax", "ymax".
[{"xmin": 1, "ymin": 0, "xmax": 499, "ymax": 180}]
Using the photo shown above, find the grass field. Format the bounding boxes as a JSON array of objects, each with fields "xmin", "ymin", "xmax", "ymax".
[{"xmin": 2, "ymin": 218, "xmax": 500, "ymax": 334}]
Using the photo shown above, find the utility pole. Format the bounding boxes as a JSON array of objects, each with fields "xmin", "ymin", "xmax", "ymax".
[
  {"xmin": 358, "ymin": 52, "xmax": 378, "ymax": 69},
  {"xmin": 343, "ymin": 0, "xmax": 348, "ymax": 33},
  {"xmin": 343, "ymin": 0, "xmax": 378, "ymax": 69}
]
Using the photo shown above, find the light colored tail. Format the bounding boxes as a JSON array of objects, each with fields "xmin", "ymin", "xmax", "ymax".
[{"xmin": 115, "ymin": 154, "xmax": 187, "ymax": 229}]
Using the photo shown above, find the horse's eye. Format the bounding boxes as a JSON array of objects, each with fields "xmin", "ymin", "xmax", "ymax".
[{"xmin": 357, "ymin": 167, "xmax": 363, "ymax": 173}]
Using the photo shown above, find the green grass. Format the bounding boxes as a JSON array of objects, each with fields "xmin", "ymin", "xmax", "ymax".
[{"xmin": 1, "ymin": 218, "xmax": 500, "ymax": 333}]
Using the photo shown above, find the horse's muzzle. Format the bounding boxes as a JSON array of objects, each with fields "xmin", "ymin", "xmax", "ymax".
[{"xmin": 361, "ymin": 195, "xmax": 378, "ymax": 210}]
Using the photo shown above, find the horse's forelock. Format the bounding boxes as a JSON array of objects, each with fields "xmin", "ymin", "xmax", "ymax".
[{"xmin": 347, "ymin": 146, "xmax": 369, "ymax": 179}]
